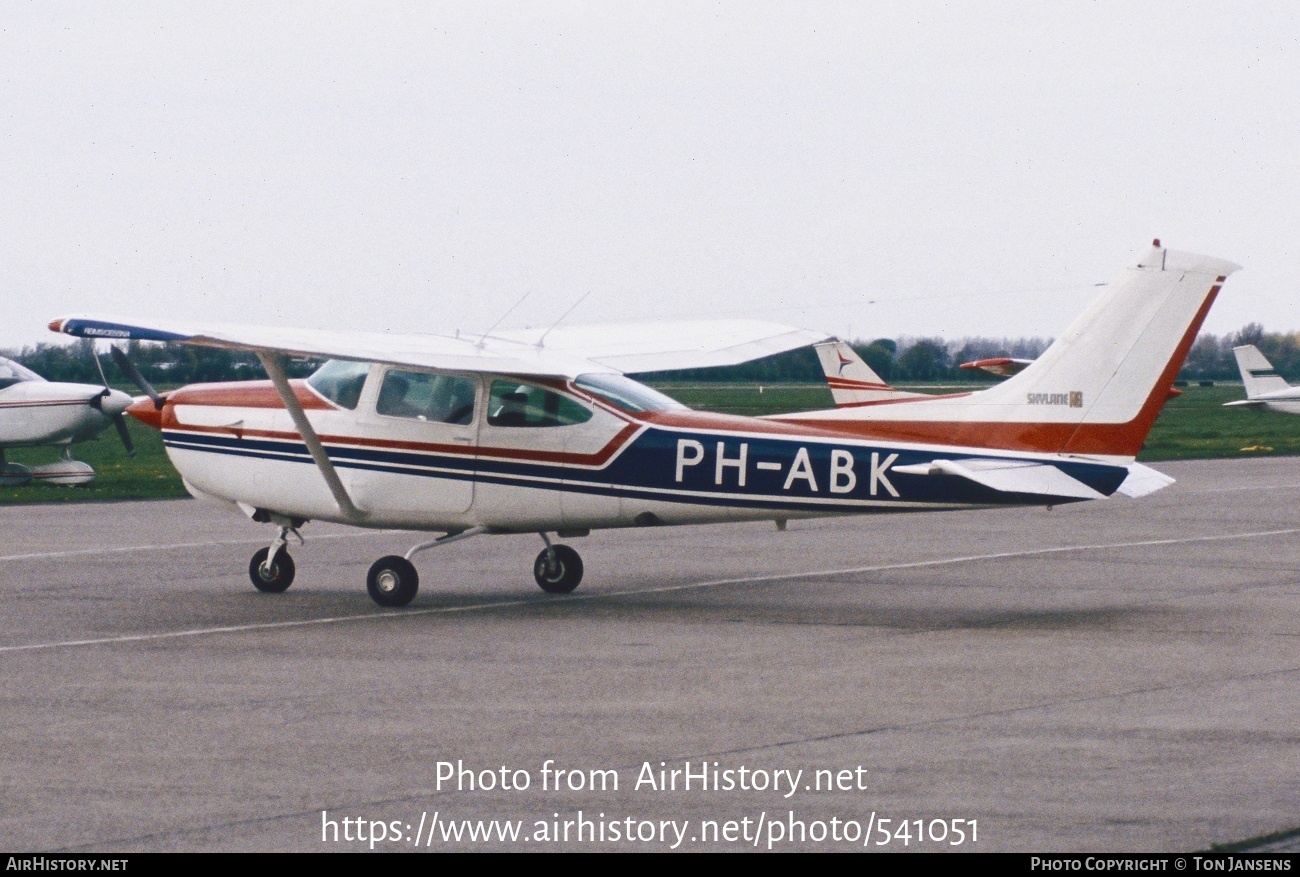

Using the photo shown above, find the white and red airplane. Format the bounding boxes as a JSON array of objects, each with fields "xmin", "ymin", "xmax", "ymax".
[
  {"xmin": 0, "ymin": 355, "xmax": 135, "ymax": 486},
  {"xmin": 1223, "ymin": 345, "xmax": 1300, "ymax": 414},
  {"xmin": 50, "ymin": 241, "xmax": 1235, "ymax": 606}
]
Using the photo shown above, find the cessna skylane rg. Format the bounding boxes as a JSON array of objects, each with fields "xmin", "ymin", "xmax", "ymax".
[
  {"xmin": 0, "ymin": 354, "xmax": 134, "ymax": 486},
  {"xmin": 51, "ymin": 241, "xmax": 1236, "ymax": 606}
]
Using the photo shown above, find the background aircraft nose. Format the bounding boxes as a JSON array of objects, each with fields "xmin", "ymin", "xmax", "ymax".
[{"xmin": 101, "ymin": 389, "xmax": 134, "ymax": 418}]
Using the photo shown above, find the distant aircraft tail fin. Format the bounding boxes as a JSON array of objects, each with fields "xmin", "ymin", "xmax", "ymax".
[
  {"xmin": 813, "ymin": 340, "xmax": 928, "ymax": 406},
  {"xmin": 1232, "ymin": 345, "xmax": 1291, "ymax": 399}
]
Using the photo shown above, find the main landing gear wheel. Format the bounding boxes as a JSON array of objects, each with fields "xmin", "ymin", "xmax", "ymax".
[
  {"xmin": 249, "ymin": 547, "xmax": 295, "ymax": 593},
  {"xmin": 533, "ymin": 544, "xmax": 583, "ymax": 594},
  {"xmin": 367, "ymin": 555, "xmax": 419, "ymax": 607}
]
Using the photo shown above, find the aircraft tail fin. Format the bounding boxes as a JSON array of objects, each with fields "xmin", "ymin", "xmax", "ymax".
[
  {"xmin": 964, "ymin": 242, "xmax": 1239, "ymax": 456},
  {"xmin": 1232, "ymin": 345, "xmax": 1291, "ymax": 399},
  {"xmin": 813, "ymin": 340, "xmax": 928, "ymax": 406},
  {"xmin": 788, "ymin": 242, "xmax": 1239, "ymax": 460}
]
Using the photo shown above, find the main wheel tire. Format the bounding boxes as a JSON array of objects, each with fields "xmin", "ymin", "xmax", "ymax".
[
  {"xmin": 249, "ymin": 547, "xmax": 295, "ymax": 593},
  {"xmin": 533, "ymin": 544, "xmax": 583, "ymax": 594},
  {"xmin": 367, "ymin": 555, "xmax": 419, "ymax": 607}
]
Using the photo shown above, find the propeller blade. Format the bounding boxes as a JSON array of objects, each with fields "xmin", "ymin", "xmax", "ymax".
[
  {"xmin": 110, "ymin": 346, "xmax": 165, "ymax": 409},
  {"xmin": 113, "ymin": 413, "xmax": 136, "ymax": 457}
]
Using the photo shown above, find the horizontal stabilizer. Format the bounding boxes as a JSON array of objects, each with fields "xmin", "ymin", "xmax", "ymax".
[
  {"xmin": 891, "ymin": 458, "xmax": 1106, "ymax": 500},
  {"xmin": 1114, "ymin": 462, "xmax": 1175, "ymax": 498}
]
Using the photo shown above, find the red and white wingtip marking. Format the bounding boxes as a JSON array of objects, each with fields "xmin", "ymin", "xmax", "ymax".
[{"xmin": 958, "ymin": 357, "xmax": 1033, "ymax": 378}]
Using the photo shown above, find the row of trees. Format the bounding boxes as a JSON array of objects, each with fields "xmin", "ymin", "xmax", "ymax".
[
  {"xmin": 3, "ymin": 340, "xmax": 311, "ymax": 385},
  {"xmin": 643, "ymin": 324, "xmax": 1298, "ymax": 384},
  {"xmin": 4, "ymin": 324, "xmax": 1296, "ymax": 386}
]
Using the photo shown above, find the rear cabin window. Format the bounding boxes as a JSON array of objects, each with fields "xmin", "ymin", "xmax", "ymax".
[
  {"xmin": 377, "ymin": 370, "xmax": 477, "ymax": 424},
  {"xmin": 487, "ymin": 381, "xmax": 592, "ymax": 428},
  {"xmin": 306, "ymin": 359, "xmax": 369, "ymax": 410}
]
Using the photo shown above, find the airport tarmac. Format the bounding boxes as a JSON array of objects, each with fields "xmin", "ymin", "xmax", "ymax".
[{"xmin": 1, "ymin": 456, "xmax": 1297, "ymax": 852}]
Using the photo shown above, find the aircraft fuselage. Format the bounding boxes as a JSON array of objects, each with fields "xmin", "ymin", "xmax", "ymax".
[
  {"xmin": 0, "ymin": 380, "xmax": 132, "ymax": 448},
  {"xmin": 142, "ymin": 369, "xmax": 1131, "ymax": 534}
]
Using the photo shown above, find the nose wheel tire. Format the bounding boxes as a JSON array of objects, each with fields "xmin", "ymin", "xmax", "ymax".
[
  {"xmin": 367, "ymin": 555, "xmax": 419, "ymax": 607},
  {"xmin": 249, "ymin": 547, "xmax": 295, "ymax": 593},
  {"xmin": 533, "ymin": 544, "xmax": 583, "ymax": 594}
]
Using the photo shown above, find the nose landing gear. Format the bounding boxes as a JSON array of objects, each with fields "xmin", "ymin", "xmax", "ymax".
[
  {"xmin": 249, "ymin": 546, "xmax": 295, "ymax": 592},
  {"xmin": 247, "ymin": 523, "xmax": 302, "ymax": 593}
]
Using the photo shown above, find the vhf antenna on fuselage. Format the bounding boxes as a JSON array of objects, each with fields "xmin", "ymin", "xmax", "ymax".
[
  {"xmin": 475, "ymin": 290, "xmax": 532, "ymax": 349},
  {"xmin": 535, "ymin": 290, "xmax": 592, "ymax": 349}
]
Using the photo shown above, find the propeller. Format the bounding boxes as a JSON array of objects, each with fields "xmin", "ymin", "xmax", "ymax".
[
  {"xmin": 91, "ymin": 348, "xmax": 142, "ymax": 457},
  {"xmin": 112, "ymin": 412, "xmax": 135, "ymax": 456},
  {"xmin": 109, "ymin": 345, "xmax": 166, "ymax": 409}
]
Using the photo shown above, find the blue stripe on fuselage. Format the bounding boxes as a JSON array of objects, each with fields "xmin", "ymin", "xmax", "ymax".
[{"xmin": 162, "ymin": 425, "xmax": 1129, "ymax": 511}]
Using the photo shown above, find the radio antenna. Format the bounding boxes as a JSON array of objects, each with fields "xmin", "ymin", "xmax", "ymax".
[
  {"xmin": 476, "ymin": 290, "xmax": 531, "ymax": 348},
  {"xmin": 535, "ymin": 290, "xmax": 592, "ymax": 349}
]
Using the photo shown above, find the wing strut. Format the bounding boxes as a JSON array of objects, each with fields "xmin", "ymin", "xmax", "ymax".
[{"xmin": 256, "ymin": 352, "xmax": 366, "ymax": 522}]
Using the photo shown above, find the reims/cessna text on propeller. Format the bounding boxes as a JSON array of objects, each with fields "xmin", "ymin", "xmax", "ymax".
[
  {"xmin": 51, "ymin": 241, "xmax": 1237, "ymax": 607},
  {"xmin": 0, "ymin": 354, "xmax": 134, "ymax": 486}
]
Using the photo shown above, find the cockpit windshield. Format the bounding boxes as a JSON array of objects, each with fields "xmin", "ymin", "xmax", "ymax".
[
  {"xmin": 0, "ymin": 356, "xmax": 44, "ymax": 390},
  {"xmin": 573, "ymin": 373, "xmax": 685, "ymax": 413},
  {"xmin": 306, "ymin": 359, "xmax": 369, "ymax": 410}
]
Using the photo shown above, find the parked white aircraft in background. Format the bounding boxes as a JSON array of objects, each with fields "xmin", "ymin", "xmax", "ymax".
[
  {"xmin": 51, "ymin": 241, "xmax": 1236, "ymax": 607},
  {"xmin": 1224, "ymin": 345, "xmax": 1300, "ymax": 414},
  {"xmin": 0, "ymin": 355, "xmax": 134, "ymax": 486}
]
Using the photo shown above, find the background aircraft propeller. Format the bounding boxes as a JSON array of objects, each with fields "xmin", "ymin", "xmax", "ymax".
[
  {"xmin": 91, "ymin": 349, "xmax": 137, "ymax": 457},
  {"xmin": 109, "ymin": 345, "xmax": 166, "ymax": 410}
]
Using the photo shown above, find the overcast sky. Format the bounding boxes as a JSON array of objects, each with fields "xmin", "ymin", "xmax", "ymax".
[{"xmin": 3, "ymin": 2, "xmax": 1297, "ymax": 354}]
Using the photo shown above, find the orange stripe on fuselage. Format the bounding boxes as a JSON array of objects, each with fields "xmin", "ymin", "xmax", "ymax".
[
  {"xmin": 167, "ymin": 380, "xmax": 336, "ymax": 410},
  {"xmin": 128, "ymin": 380, "xmax": 331, "ymax": 431},
  {"xmin": 160, "ymin": 421, "xmax": 646, "ymax": 467}
]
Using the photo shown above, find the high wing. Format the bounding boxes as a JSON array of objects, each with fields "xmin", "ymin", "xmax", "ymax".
[{"xmin": 49, "ymin": 315, "xmax": 830, "ymax": 378}]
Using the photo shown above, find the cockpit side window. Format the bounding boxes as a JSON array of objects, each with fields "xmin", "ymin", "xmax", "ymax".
[
  {"xmin": 487, "ymin": 380, "xmax": 592, "ymax": 428},
  {"xmin": 0, "ymin": 357, "xmax": 44, "ymax": 391},
  {"xmin": 574, "ymin": 373, "xmax": 684, "ymax": 412},
  {"xmin": 377, "ymin": 370, "xmax": 477, "ymax": 424},
  {"xmin": 306, "ymin": 359, "xmax": 369, "ymax": 410}
]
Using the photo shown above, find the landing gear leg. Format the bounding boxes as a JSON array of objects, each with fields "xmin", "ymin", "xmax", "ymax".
[
  {"xmin": 248, "ymin": 525, "xmax": 300, "ymax": 593},
  {"xmin": 533, "ymin": 533, "xmax": 583, "ymax": 594},
  {"xmin": 365, "ymin": 526, "xmax": 487, "ymax": 607}
]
